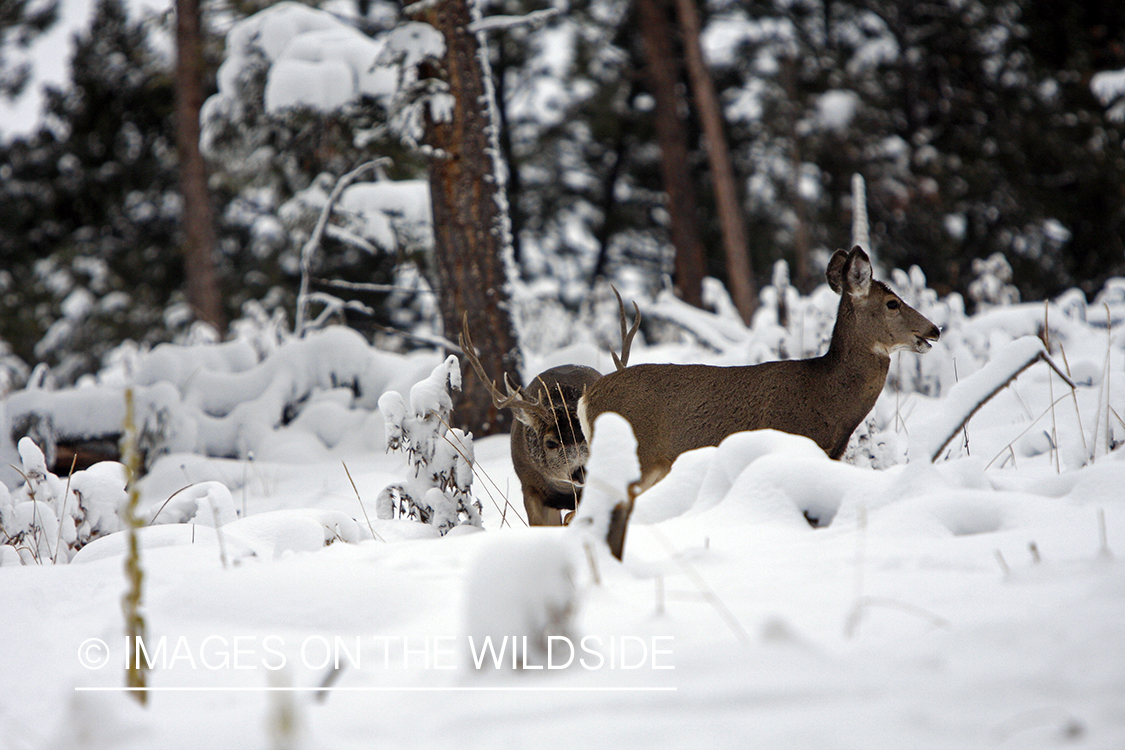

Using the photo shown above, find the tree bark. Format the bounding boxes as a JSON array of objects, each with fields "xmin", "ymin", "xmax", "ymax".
[
  {"xmin": 418, "ymin": 0, "xmax": 520, "ymax": 436},
  {"xmin": 174, "ymin": 0, "xmax": 225, "ymax": 334},
  {"xmin": 634, "ymin": 0, "xmax": 706, "ymax": 308},
  {"xmin": 783, "ymin": 56, "xmax": 813, "ymax": 292},
  {"xmin": 673, "ymin": 0, "xmax": 757, "ymax": 321}
]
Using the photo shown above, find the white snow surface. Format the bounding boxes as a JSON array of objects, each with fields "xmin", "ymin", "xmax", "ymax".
[{"xmin": 2, "ymin": 281, "xmax": 1125, "ymax": 748}]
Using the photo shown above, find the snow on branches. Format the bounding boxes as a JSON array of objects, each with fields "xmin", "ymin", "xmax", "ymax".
[
  {"xmin": 1, "ymin": 437, "xmax": 126, "ymax": 564},
  {"xmin": 377, "ymin": 355, "xmax": 481, "ymax": 534}
]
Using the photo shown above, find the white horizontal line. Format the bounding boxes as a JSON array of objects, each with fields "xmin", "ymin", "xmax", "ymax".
[{"xmin": 75, "ymin": 686, "xmax": 678, "ymax": 693}]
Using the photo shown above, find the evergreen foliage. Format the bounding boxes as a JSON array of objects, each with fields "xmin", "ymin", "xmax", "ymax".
[
  {"xmin": 0, "ymin": 0, "xmax": 180, "ymax": 383},
  {"xmin": 0, "ymin": 0, "xmax": 1122, "ymax": 386},
  {"xmin": 0, "ymin": 0, "xmax": 57, "ymax": 97}
]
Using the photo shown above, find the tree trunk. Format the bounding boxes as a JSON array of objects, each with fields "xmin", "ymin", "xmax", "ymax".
[
  {"xmin": 417, "ymin": 0, "xmax": 520, "ymax": 436},
  {"xmin": 635, "ymin": 0, "xmax": 706, "ymax": 308},
  {"xmin": 783, "ymin": 56, "xmax": 813, "ymax": 292},
  {"xmin": 174, "ymin": 0, "xmax": 225, "ymax": 334},
  {"xmin": 673, "ymin": 0, "xmax": 757, "ymax": 321}
]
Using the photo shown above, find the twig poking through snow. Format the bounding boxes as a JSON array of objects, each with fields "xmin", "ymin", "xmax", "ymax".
[
  {"xmin": 647, "ymin": 526, "xmax": 752, "ymax": 647},
  {"xmin": 851, "ymin": 173, "xmax": 869, "ymax": 253},
  {"xmin": 994, "ymin": 549, "xmax": 1011, "ymax": 576},
  {"xmin": 914, "ymin": 337, "xmax": 1077, "ymax": 463},
  {"xmin": 210, "ymin": 499, "xmax": 229, "ymax": 569},
  {"xmin": 121, "ymin": 385, "xmax": 148, "ymax": 704},
  {"xmin": 1098, "ymin": 508, "xmax": 1112, "ymax": 559},
  {"xmin": 342, "ymin": 462, "xmax": 383, "ymax": 542}
]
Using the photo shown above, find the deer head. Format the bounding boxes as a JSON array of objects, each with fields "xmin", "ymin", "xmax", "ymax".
[
  {"xmin": 458, "ymin": 292, "xmax": 640, "ymax": 526},
  {"xmin": 826, "ymin": 246, "xmax": 940, "ymax": 357}
]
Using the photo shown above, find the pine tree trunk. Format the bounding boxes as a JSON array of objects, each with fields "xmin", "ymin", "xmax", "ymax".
[
  {"xmin": 174, "ymin": 0, "xmax": 225, "ymax": 334},
  {"xmin": 635, "ymin": 0, "xmax": 706, "ymax": 308},
  {"xmin": 417, "ymin": 0, "xmax": 520, "ymax": 436},
  {"xmin": 783, "ymin": 57, "xmax": 813, "ymax": 292},
  {"xmin": 673, "ymin": 0, "xmax": 757, "ymax": 321}
]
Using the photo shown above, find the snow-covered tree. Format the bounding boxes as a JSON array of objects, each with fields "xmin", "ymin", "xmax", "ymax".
[
  {"xmin": 0, "ymin": 0, "xmax": 181, "ymax": 383},
  {"xmin": 199, "ymin": 2, "xmax": 448, "ymax": 352}
]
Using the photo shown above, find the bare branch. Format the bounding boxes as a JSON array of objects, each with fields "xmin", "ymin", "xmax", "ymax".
[
  {"xmin": 295, "ymin": 159, "xmax": 391, "ymax": 336},
  {"xmin": 921, "ymin": 337, "xmax": 1078, "ymax": 463}
]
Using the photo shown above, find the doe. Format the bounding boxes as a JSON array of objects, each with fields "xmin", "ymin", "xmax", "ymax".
[{"xmin": 579, "ymin": 246, "xmax": 941, "ymax": 490}]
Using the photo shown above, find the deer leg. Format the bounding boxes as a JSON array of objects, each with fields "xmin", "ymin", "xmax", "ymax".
[
  {"xmin": 637, "ymin": 459, "xmax": 673, "ymax": 493},
  {"xmin": 524, "ymin": 495, "xmax": 563, "ymax": 526}
]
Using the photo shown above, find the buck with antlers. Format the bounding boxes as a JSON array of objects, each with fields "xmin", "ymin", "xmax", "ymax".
[
  {"xmin": 460, "ymin": 292, "xmax": 640, "ymax": 526},
  {"xmin": 579, "ymin": 247, "xmax": 941, "ymax": 491}
]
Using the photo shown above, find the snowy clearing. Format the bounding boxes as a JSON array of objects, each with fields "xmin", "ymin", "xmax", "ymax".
[{"xmin": 2, "ymin": 276, "xmax": 1124, "ymax": 749}]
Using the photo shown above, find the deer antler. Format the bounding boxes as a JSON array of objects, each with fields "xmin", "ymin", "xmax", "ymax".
[
  {"xmin": 611, "ymin": 286, "xmax": 641, "ymax": 372},
  {"xmin": 459, "ymin": 315, "xmax": 550, "ymax": 419}
]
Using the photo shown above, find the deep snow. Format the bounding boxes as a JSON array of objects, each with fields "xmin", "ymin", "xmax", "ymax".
[
  {"xmin": 4, "ymin": 0, "xmax": 1124, "ymax": 744},
  {"xmin": 2, "ymin": 276, "xmax": 1124, "ymax": 749}
]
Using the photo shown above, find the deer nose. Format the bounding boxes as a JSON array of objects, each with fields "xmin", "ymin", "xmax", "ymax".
[{"xmin": 571, "ymin": 466, "xmax": 586, "ymax": 485}]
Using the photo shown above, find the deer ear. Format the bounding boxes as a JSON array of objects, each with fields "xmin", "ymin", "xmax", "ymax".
[
  {"xmin": 844, "ymin": 246, "xmax": 871, "ymax": 296},
  {"xmin": 826, "ymin": 249, "xmax": 849, "ymax": 293},
  {"xmin": 509, "ymin": 407, "xmax": 538, "ymax": 428}
]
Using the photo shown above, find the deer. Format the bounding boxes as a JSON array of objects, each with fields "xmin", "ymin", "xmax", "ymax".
[
  {"xmin": 459, "ymin": 290, "xmax": 641, "ymax": 526},
  {"xmin": 578, "ymin": 246, "xmax": 941, "ymax": 492}
]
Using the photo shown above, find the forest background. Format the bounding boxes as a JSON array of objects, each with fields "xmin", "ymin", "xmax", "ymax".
[{"xmin": 0, "ymin": 0, "xmax": 1123, "ymax": 434}]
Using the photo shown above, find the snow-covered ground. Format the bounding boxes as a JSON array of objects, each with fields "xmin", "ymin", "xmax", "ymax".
[
  {"xmin": 2, "ymin": 276, "xmax": 1123, "ymax": 749},
  {"xmin": 4, "ymin": 0, "xmax": 1123, "ymax": 744}
]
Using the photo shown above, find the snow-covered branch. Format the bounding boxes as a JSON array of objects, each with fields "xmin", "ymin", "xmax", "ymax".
[
  {"xmin": 912, "ymin": 336, "xmax": 1077, "ymax": 463},
  {"xmin": 467, "ymin": 8, "xmax": 560, "ymax": 34},
  {"xmin": 295, "ymin": 160, "xmax": 388, "ymax": 336}
]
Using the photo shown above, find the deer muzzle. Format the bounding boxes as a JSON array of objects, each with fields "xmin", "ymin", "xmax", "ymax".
[
  {"xmin": 570, "ymin": 465, "xmax": 586, "ymax": 486},
  {"xmin": 913, "ymin": 324, "xmax": 941, "ymax": 353}
]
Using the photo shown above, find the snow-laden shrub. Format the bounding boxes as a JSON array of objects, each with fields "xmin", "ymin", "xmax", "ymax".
[
  {"xmin": 376, "ymin": 355, "xmax": 481, "ymax": 535},
  {"xmin": 1, "ymin": 324, "xmax": 429, "ymax": 483},
  {"xmin": 968, "ymin": 252, "xmax": 1021, "ymax": 310},
  {"xmin": 0, "ymin": 437, "xmax": 126, "ymax": 564}
]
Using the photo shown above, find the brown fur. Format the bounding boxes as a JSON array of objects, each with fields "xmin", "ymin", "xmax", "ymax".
[
  {"xmin": 510, "ymin": 365, "xmax": 602, "ymax": 525},
  {"xmin": 579, "ymin": 247, "xmax": 940, "ymax": 489},
  {"xmin": 460, "ymin": 292, "xmax": 639, "ymax": 526}
]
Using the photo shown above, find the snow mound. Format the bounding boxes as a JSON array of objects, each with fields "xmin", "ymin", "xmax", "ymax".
[
  {"xmin": 571, "ymin": 412, "xmax": 640, "ymax": 547},
  {"xmin": 463, "ymin": 531, "xmax": 579, "ymax": 670},
  {"xmin": 71, "ymin": 508, "xmax": 364, "ymax": 564},
  {"xmin": 634, "ymin": 429, "xmax": 831, "ymax": 524},
  {"xmin": 1, "ymin": 326, "xmax": 440, "ymax": 485}
]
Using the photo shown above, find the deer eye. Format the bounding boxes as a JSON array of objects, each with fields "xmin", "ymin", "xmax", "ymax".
[
  {"xmin": 886, "ymin": 299, "xmax": 900, "ymax": 310},
  {"xmin": 545, "ymin": 438, "xmax": 560, "ymax": 451}
]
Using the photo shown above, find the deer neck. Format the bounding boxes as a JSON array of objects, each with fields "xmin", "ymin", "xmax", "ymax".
[{"xmin": 821, "ymin": 302, "xmax": 891, "ymax": 411}]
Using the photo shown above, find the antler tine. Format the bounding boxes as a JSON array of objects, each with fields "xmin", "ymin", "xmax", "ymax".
[
  {"xmin": 459, "ymin": 313, "xmax": 548, "ymax": 416},
  {"xmin": 496, "ymin": 372, "xmax": 530, "ymax": 409},
  {"xmin": 610, "ymin": 285, "xmax": 642, "ymax": 371},
  {"xmin": 458, "ymin": 314, "xmax": 494, "ymax": 390}
]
